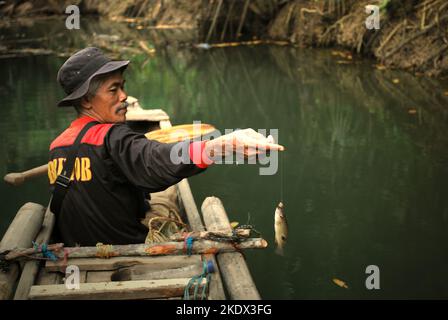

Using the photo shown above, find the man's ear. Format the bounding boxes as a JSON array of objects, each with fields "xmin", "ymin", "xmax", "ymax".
[{"xmin": 80, "ymin": 97, "xmax": 92, "ymax": 110}]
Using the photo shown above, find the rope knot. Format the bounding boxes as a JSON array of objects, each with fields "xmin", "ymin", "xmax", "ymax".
[{"xmin": 32, "ymin": 241, "xmax": 58, "ymax": 261}]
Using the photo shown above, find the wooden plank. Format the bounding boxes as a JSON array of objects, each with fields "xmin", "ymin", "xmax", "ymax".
[
  {"xmin": 86, "ymin": 271, "xmax": 114, "ymax": 283},
  {"xmin": 14, "ymin": 205, "xmax": 56, "ymax": 300},
  {"xmin": 202, "ymin": 196, "xmax": 261, "ymax": 300},
  {"xmin": 110, "ymin": 263, "xmax": 203, "ymax": 281},
  {"xmin": 79, "ymin": 271, "xmax": 87, "ymax": 284},
  {"xmin": 36, "ymin": 269, "xmax": 63, "ymax": 286},
  {"xmin": 29, "ymin": 278, "xmax": 206, "ymax": 300},
  {"xmin": 0, "ymin": 202, "xmax": 45, "ymax": 300},
  {"xmin": 46, "ymin": 255, "xmax": 202, "ymax": 272}
]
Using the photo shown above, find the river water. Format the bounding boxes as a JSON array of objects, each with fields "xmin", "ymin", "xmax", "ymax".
[{"xmin": 1, "ymin": 18, "xmax": 448, "ymax": 299}]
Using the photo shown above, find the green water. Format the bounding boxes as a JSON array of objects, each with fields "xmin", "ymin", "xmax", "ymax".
[{"xmin": 1, "ymin": 18, "xmax": 448, "ymax": 299}]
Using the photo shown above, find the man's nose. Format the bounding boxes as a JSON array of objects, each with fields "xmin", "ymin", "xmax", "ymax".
[{"xmin": 119, "ymin": 88, "xmax": 127, "ymax": 102}]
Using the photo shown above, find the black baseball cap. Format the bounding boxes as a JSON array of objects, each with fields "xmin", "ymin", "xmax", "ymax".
[{"xmin": 57, "ymin": 47, "xmax": 129, "ymax": 107}]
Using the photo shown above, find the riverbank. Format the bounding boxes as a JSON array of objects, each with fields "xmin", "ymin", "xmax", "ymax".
[
  {"xmin": 268, "ymin": 0, "xmax": 448, "ymax": 78},
  {"xmin": 1, "ymin": 0, "xmax": 447, "ymax": 78}
]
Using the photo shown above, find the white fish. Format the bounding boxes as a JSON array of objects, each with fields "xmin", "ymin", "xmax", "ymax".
[{"xmin": 274, "ymin": 202, "xmax": 288, "ymax": 255}]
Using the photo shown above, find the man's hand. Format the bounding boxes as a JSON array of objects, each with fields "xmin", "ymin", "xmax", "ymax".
[{"xmin": 204, "ymin": 129, "xmax": 285, "ymax": 162}]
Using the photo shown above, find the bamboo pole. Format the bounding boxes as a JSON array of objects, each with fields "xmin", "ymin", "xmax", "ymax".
[
  {"xmin": 168, "ymin": 229, "xmax": 250, "ymax": 241},
  {"xmin": 13, "ymin": 205, "xmax": 56, "ymax": 300},
  {"xmin": 6, "ymin": 243, "xmax": 64, "ymax": 261},
  {"xmin": 0, "ymin": 203, "xmax": 46, "ymax": 300},
  {"xmin": 201, "ymin": 196, "xmax": 261, "ymax": 300},
  {"xmin": 7, "ymin": 239, "xmax": 267, "ymax": 261},
  {"xmin": 177, "ymin": 179, "xmax": 206, "ymax": 231},
  {"xmin": 3, "ymin": 165, "xmax": 48, "ymax": 187}
]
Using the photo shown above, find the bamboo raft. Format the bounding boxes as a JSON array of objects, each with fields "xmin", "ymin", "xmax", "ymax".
[{"xmin": 0, "ymin": 98, "xmax": 265, "ymax": 300}]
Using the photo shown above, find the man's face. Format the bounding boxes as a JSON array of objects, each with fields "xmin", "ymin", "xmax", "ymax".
[{"xmin": 87, "ymin": 73, "xmax": 128, "ymax": 123}]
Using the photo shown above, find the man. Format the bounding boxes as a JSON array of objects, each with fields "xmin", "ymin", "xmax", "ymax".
[{"xmin": 49, "ymin": 47, "xmax": 283, "ymax": 247}]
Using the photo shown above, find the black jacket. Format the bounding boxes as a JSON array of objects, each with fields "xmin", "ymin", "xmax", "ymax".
[{"xmin": 48, "ymin": 116, "xmax": 206, "ymax": 246}]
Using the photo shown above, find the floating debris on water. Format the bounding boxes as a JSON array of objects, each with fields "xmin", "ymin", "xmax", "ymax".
[{"xmin": 333, "ymin": 278, "xmax": 349, "ymax": 289}]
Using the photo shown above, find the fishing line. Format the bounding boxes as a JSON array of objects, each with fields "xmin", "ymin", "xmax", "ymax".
[{"xmin": 280, "ymin": 150, "xmax": 284, "ymax": 202}]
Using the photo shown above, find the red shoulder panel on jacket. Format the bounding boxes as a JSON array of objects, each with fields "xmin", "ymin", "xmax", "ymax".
[
  {"xmin": 50, "ymin": 121, "xmax": 114, "ymax": 150},
  {"xmin": 81, "ymin": 123, "xmax": 114, "ymax": 146}
]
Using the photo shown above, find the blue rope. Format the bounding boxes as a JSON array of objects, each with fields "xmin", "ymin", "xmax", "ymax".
[
  {"xmin": 184, "ymin": 260, "xmax": 214, "ymax": 300},
  {"xmin": 185, "ymin": 236, "xmax": 194, "ymax": 256},
  {"xmin": 32, "ymin": 241, "xmax": 58, "ymax": 261}
]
